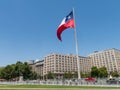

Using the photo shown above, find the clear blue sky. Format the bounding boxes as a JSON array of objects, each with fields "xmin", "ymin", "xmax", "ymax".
[{"xmin": 0, "ymin": 0, "xmax": 120, "ymax": 66}]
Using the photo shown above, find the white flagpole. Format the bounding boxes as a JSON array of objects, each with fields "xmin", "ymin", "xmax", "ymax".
[{"xmin": 73, "ymin": 8, "xmax": 81, "ymax": 79}]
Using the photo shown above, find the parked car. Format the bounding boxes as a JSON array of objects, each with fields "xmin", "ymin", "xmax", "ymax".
[
  {"xmin": 106, "ymin": 78, "xmax": 120, "ymax": 84},
  {"xmin": 85, "ymin": 77, "xmax": 97, "ymax": 82}
]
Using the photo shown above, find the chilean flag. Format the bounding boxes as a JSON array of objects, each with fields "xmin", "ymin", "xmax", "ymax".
[{"xmin": 57, "ymin": 11, "xmax": 75, "ymax": 41}]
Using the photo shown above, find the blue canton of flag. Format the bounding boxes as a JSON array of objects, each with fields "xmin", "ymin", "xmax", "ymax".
[{"xmin": 65, "ymin": 11, "xmax": 73, "ymax": 22}]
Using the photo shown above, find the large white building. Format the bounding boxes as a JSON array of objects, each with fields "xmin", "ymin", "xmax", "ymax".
[
  {"xmin": 43, "ymin": 53, "xmax": 91, "ymax": 79},
  {"xmin": 28, "ymin": 53, "xmax": 91, "ymax": 79},
  {"xmin": 88, "ymin": 48, "xmax": 120, "ymax": 73},
  {"xmin": 27, "ymin": 48, "xmax": 120, "ymax": 79}
]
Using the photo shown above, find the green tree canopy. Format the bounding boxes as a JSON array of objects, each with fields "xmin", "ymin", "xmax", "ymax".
[
  {"xmin": 110, "ymin": 71, "xmax": 119, "ymax": 77},
  {"xmin": 0, "ymin": 61, "xmax": 37, "ymax": 80},
  {"xmin": 0, "ymin": 65, "xmax": 15, "ymax": 80},
  {"xmin": 90, "ymin": 66, "xmax": 99, "ymax": 78},
  {"xmin": 98, "ymin": 66, "xmax": 108, "ymax": 78}
]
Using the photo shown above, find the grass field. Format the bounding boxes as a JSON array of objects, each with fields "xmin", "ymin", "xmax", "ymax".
[{"xmin": 0, "ymin": 85, "xmax": 119, "ymax": 90}]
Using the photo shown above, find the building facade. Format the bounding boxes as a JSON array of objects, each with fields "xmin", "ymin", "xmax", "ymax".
[
  {"xmin": 34, "ymin": 60, "xmax": 44, "ymax": 79},
  {"xmin": 27, "ymin": 60, "xmax": 35, "ymax": 72},
  {"xmin": 27, "ymin": 54, "xmax": 92, "ymax": 79},
  {"xmin": 27, "ymin": 60, "xmax": 44, "ymax": 79},
  {"xmin": 88, "ymin": 48, "xmax": 120, "ymax": 73},
  {"xmin": 43, "ymin": 53, "xmax": 91, "ymax": 79},
  {"xmin": 27, "ymin": 48, "xmax": 120, "ymax": 79}
]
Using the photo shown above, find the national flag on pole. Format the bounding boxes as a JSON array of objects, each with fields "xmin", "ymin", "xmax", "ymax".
[
  {"xmin": 57, "ymin": 11, "xmax": 75, "ymax": 41},
  {"xmin": 56, "ymin": 9, "xmax": 81, "ymax": 79}
]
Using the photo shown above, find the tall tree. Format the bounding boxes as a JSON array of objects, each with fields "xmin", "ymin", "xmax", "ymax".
[
  {"xmin": 1, "ymin": 65, "xmax": 15, "ymax": 80},
  {"xmin": 90, "ymin": 66, "xmax": 99, "ymax": 78},
  {"xmin": 15, "ymin": 61, "xmax": 24, "ymax": 77},
  {"xmin": 23, "ymin": 62, "xmax": 37, "ymax": 80},
  {"xmin": 98, "ymin": 66, "xmax": 108, "ymax": 78}
]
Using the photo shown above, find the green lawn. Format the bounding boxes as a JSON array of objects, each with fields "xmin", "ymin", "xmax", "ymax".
[{"xmin": 0, "ymin": 85, "xmax": 119, "ymax": 90}]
